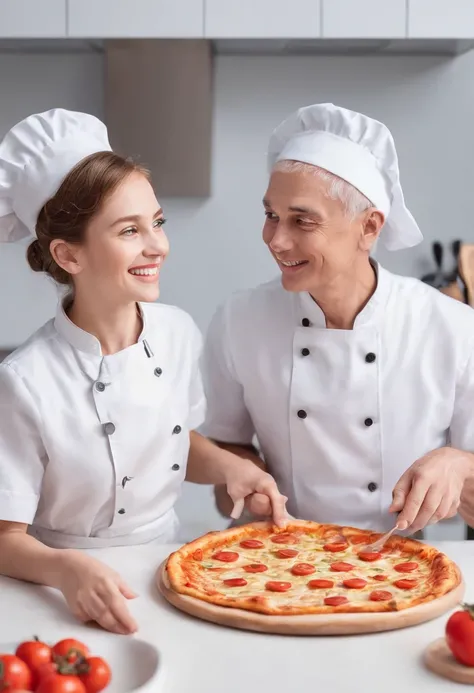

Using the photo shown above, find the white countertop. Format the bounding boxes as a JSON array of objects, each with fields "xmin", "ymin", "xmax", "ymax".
[{"xmin": 1, "ymin": 541, "xmax": 473, "ymax": 693}]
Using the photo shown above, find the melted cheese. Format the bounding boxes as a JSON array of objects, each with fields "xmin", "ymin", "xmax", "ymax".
[{"xmin": 195, "ymin": 533, "xmax": 430, "ymax": 607}]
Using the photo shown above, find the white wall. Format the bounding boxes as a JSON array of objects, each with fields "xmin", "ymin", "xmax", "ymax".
[
  {"xmin": 2, "ymin": 51, "xmax": 474, "ymax": 348},
  {"xmin": 1, "ymin": 49, "xmax": 473, "ymax": 537}
]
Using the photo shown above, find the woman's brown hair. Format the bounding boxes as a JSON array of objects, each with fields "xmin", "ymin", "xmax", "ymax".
[{"xmin": 27, "ymin": 151, "xmax": 149, "ymax": 285}]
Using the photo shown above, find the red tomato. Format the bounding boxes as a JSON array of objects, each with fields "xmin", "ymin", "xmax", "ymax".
[
  {"xmin": 308, "ymin": 579, "xmax": 334, "ymax": 589},
  {"xmin": 36, "ymin": 662, "xmax": 58, "ymax": 682},
  {"xmin": 265, "ymin": 581, "xmax": 292, "ymax": 592},
  {"xmin": 270, "ymin": 534, "xmax": 298, "ymax": 545},
  {"xmin": 36, "ymin": 674, "xmax": 86, "ymax": 693},
  {"xmin": 323, "ymin": 543, "xmax": 348, "ymax": 553},
  {"xmin": 330, "ymin": 562, "xmax": 355, "ymax": 572},
  {"xmin": 291, "ymin": 563, "xmax": 316, "ymax": 576},
  {"xmin": 0, "ymin": 654, "xmax": 33, "ymax": 691},
  {"xmin": 446, "ymin": 606, "xmax": 474, "ymax": 667},
  {"xmin": 243, "ymin": 564, "xmax": 268, "ymax": 573},
  {"xmin": 15, "ymin": 639, "xmax": 52, "ymax": 685},
  {"xmin": 52, "ymin": 640, "xmax": 89, "ymax": 663},
  {"xmin": 358, "ymin": 552, "xmax": 382, "ymax": 562},
  {"xmin": 342, "ymin": 578, "xmax": 367, "ymax": 589},
  {"xmin": 373, "ymin": 575, "xmax": 388, "ymax": 581},
  {"xmin": 223, "ymin": 578, "xmax": 248, "ymax": 587},
  {"xmin": 276, "ymin": 549, "xmax": 299, "ymax": 559},
  {"xmin": 370, "ymin": 590, "xmax": 393, "ymax": 602},
  {"xmin": 212, "ymin": 551, "xmax": 239, "ymax": 563},
  {"xmin": 324, "ymin": 596, "xmax": 348, "ymax": 606},
  {"xmin": 240, "ymin": 540, "xmax": 264, "ymax": 549},
  {"xmin": 78, "ymin": 657, "xmax": 111, "ymax": 693}
]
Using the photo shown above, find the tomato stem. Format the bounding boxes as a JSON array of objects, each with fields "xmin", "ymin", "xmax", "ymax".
[{"xmin": 461, "ymin": 602, "xmax": 474, "ymax": 619}]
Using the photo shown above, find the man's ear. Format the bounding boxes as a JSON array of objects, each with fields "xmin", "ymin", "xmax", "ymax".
[{"xmin": 360, "ymin": 209, "xmax": 384, "ymax": 252}]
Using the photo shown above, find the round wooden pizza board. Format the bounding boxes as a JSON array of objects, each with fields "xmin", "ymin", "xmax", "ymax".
[
  {"xmin": 424, "ymin": 637, "xmax": 474, "ymax": 685},
  {"xmin": 156, "ymin": 561, "xmax": 465, "ymax": 636}
]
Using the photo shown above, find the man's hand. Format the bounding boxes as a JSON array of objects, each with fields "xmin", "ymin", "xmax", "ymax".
[
  {"xmin": 390, "ymin": 447, "xmax": 474, "ymax": 532},
  {"xmin": 223, "ymin": 458, "xmax": 288, "ymax": 527}
]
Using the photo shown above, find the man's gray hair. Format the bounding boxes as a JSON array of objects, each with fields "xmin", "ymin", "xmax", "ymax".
[{"xmin": 273, "ymin": 160, "xmax": 373, "ymax": 219}]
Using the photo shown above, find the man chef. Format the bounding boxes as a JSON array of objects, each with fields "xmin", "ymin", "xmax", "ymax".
[{"xmin": 202, "ymin": 102, "xmax": 474, "ymax": 535}]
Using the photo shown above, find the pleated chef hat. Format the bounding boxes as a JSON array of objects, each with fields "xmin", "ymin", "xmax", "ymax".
[
  {"xmin": 0, "ymin": 108, "xmax": 112, "ymax": 243},
  {"xmin": 267, "ymin": 103, "xmax": 423, "ymax": 251}
]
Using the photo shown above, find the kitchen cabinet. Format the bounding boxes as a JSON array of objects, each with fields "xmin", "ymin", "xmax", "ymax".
[
  {"xmin": 205, "ymin": 0, "xmax": 321, "ymax": 38},
  {"xmin": 408, "ymin": 0, "xmax": 474, "ymax": 38},
  {"xmin": 67, "ymin": 0, "xmax": 203, "ymax": 38},
  {"xmin": 0, "ymin": 0, "xmax": 66, "ymax": 37},
  {"xmin": 322, "ymin": 0, "xmax": 406, "ymax": 38}
]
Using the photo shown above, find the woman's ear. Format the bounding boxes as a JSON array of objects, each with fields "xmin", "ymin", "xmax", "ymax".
[{"xmin": 50, "ymin": 239, "xmax": 83, "ymax": 277}]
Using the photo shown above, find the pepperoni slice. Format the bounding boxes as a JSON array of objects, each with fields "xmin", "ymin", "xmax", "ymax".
[
  {"xmin": 370, "ymin": 590, "xmax": 393, "ymax": 602},
  {"xmin": 192, "ymin": 549, "xmax": 203, "ymax": 561},
  {"xmin": 308, "ymin": 579, "xmax": 334, "ymax": 589},
  {"xmin": 343, "ymin": 578, "xmax": 367, "ymax": 589},
  {"xmin": 324, "ymin": 596, "xmax": 349, "ymax": 606},
  {"xmin": 212, "ymin": 551, "xmax": 239, "ymax": 562},
  {"xmin": 270, "ymin": 534, "xmax": 298, "ymax": 545},
  {"xmin": 291, "ymin": 563, "xmax": 316, "ymax": 576},
  {"xmin": 373, "ymin": 574, "xmax": 388, "ymax": 582},
  {"xmin": 223, "ymin": 578, "xmax": 247, "ymax": 587},
  {"xmin": 276, "ymin": 549, "xmax": 299, "ymax": 559},
  {"xmin": 394, "ymin": 562, "xmax": 418, "ymax": 573},
  {"xmin": 330, "ymin": 562, "xmax": 355, "ymax": 572},
  {"xmin": 393, "ymin": 579, "xmax": 418, "ymax": 590},
  {"xmin": 350, "ymin": 535, "xmax": 372, "ymax": 545},
  {"xmin": 240, "ymin": 539, "xmax": 264, "ymax": 549},
  {"xmin": 243, "ymin": 563, "xmax": 268, "ymax": 573},
  {"xmin": 266, "ymin": 581, "xmax": 292, "ymax": 592},
  {"xmin": 358, "ymin": 552, "xmax": 382, "ymax": 562},
  {"xmin": 323, "ymin": 543, "xmax": 348, "ymax": 552}
]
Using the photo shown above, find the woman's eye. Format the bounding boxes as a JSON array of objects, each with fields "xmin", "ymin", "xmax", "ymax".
[
  {"xmin": 265, "ymin": 212, "xmax": 278, "ymax": 221},
  {"xmin": 122, "ymin": 227, "xmax": 137, "ymax": 236},
  {"xmin": 153, "ymin": 217, "xmax": 167, "ymax": 229}
]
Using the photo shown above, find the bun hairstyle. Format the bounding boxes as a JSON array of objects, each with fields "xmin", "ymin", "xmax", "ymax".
[{"xmin": 26, "ymin": 151, "xmax": 149, "ymax": 285}]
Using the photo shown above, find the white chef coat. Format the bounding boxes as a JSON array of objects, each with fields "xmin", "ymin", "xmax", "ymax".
[
  {"xmin": 0, "ymin": 300, "xmax": 206, "ymax": 548},
  {"xmin": 202, "ymin": 261, "xmax": 474, "ymax": 532}
]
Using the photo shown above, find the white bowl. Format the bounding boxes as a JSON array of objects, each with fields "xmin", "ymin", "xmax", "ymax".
[{"xmin": 0, "ymin": 632, "xmax": 163, "ymax": 693}]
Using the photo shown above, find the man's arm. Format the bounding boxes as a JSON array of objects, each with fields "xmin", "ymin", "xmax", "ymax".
[{"xmin": 391, "ymin": 344, "xmax": 474, "ymax": 532}]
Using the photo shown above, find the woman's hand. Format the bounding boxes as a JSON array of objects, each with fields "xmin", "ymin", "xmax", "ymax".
[
  {"xmin": 58, "ymin": 551, "xmax": 138, "ymax": 635},
  {"xmin": 223, "ymin": 458, "xmax": 288, "ymax": 527}
]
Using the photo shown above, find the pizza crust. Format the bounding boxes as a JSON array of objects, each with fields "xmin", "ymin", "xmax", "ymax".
[
  {"xmin": 158, "ymin": 562, "xmax": 465, "ymax": 635},
  {"xmin": 165, "ymin": 521, "xmax": 462, "ymax": 616}
]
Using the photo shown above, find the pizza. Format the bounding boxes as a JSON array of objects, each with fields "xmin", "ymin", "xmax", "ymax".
[{"xmin": 165, "ymin": 521, "xmax": 461, "ymax": 615}]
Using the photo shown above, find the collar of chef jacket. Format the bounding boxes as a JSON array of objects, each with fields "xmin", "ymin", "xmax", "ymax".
[
  {"xmin": 297, "ymin": 259, "xmax": 391, "ymax": 329},
  {"xmin": 53, "ymin": 298, "xmax": 148, "ymax": 356}
]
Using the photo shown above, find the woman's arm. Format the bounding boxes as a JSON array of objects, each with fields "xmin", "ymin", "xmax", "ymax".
[
  {"xmin": 210, "ymin": 442, "xmax": 266, "ymax": 517},
  {"xmin": 0, "ymin": 521, "xmax": 67, "ymax": 587},
  {"xmin": 0, "ymin": 521, "xmax": 137, "ymax": 635},
  {"xmin": 186, "ymin": 431, "xmax": 286, "ymax": 526}
]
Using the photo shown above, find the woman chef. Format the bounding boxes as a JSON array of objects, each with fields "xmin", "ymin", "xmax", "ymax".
[
  {"xmin": 0, "ymin": 109, "xmax": 287, "ymax": 635},
  {"xmin": 206, "ymin": 103, "xmax": 474, "ymax": 536}
]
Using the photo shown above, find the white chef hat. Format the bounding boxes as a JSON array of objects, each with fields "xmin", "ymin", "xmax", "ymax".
[
  {"xmin": 0, "ymin": 108, "xmax": 112, "ymax": 243},
  {"xmin": 267, "ymin": 103, "xmax": 423, "ymax": 251}
]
